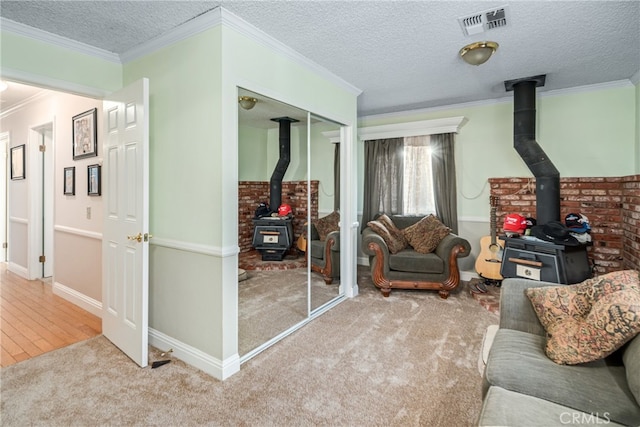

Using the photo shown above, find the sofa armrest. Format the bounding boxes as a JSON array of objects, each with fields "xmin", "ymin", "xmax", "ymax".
[
  {"xmin": 434, "ymin": 233, "xmax": 471, "ymax": 261},
  {"xmin": 325, "ymin": 230, "xmax": 340, "ymax": 251},
  {"xmin": 362, "ymin": 227, "xmax": 389, "ymax": 257},
  {"xmin": 499, "ymin": 278, "xmax": 557, "ymax": 336}
]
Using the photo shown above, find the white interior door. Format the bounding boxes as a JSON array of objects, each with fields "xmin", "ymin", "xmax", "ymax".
[{"xmin": 102, "ymin": 78, "xmax": 150, "ymax": 367}]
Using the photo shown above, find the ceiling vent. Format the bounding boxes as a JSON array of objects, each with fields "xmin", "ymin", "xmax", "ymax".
[{"xmin": 458, "ymin": 5, "xmax": 509, "ymax": 36}]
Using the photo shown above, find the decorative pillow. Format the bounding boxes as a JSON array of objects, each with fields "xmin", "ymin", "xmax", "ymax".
[
  {"xmin": 525, "ymin": 270, "xmax": 640, "ymax": 330},
  {"xmin": 401, "ymin": 214, "xmax": 451, "ymax": 254},
  {"xmin": 377, "ymin": 214, "xmax": 408, "ymax": 248},
  {"xmin": 525, "ymin": 270, "xmax": 640, "ymax": 365},
  {"xmin": 312, "ymin": 211, "xmax": 340, "ymax": 241},
  {"xmin": 545, "ymin": 288, "xmax": 640, "ymax": 364},
  {"xmin": 367, "ymin": 220, "xmax": 407, "ymax": 254}
]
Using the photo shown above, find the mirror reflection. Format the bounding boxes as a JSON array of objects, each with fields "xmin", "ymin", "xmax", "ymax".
[
  {"xmin": 309, "ymin": 115, "xmax": 342, "ymax": 312},
  {"xmin": 237, "ymin": 89, "xmax": 344, "ymax": 357}
]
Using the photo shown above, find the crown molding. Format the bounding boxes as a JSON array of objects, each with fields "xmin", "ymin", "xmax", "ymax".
[
  {"xmin": 119, "ymin": 8, "xmax": 223, "ymax": 63},
  {"xmin": 218, "ymin": 8, "xmax": 361, "ymax": 96},
  {"xmin": 0, "ymin": 89, "xmax": 50, "ymax": 119},
  {"xmin": 0, "ymin": 17, "xmax": 121, "ymax": 63},
  {"xmin": 359, "ymin": 116, "xmax": 467, "ymax": 141},
  {"xmin": 0, "ymin": 66, "xmax": 109, "ymax": 99},
  {"xmin": 360, "ymin": 79, "xmax": 635, "ymax": 122}
]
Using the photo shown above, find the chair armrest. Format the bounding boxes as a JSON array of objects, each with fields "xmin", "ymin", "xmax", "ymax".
[
  {"xmin": 499, "ymin": 278, "xmax": 557, "ymax": 336},
  {"xmin": 361, "ymin": 227, "xmax": 389, "ymax": 257},
  {"xmin": 434, "ymin": 233, "xmax": 471, "ymax": 261},
  {"xmin": 325, "ymin": 230, "xmax": 340, "ymax": 251}
]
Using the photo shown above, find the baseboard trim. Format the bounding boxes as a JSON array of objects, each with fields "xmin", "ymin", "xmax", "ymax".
[
  {"xmin": 148, "ymin": 328, "xmax": 240, "ymax": 381},
  {"xmin": 7, "ymin": 262, "xmax": 28, "ymax": 279},
  {"xmin": 53, "ymin": 281, "xmax": 102, "ymax": 318}
]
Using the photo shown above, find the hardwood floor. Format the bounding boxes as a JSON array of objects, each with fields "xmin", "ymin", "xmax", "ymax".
[{"xmin": 0, "ymin": 263, "xmax": 101, "ymax": 367}]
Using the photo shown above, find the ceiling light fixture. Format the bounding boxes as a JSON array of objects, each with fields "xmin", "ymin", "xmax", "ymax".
[
  {"xmin": 459, "ymin": 41, "xmax": 499, "ymax": 66},
  {"xmin": 238, "ymin": 96, "xmax": 258, "ymax": 110}
]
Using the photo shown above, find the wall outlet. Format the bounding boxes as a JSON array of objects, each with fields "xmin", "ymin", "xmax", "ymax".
[{"xmin": 86, "ymin": 207, "xmax": 91, "ymax": 219}]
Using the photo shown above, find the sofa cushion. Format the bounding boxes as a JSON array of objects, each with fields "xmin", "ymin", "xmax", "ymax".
[
  {"xmin": 401, "ymin": 214, "xmax": 450, "ymax": 254},
  {"xmin": 525, "ymin": 270, "xmax": 640, "ymax": 364},
  {"xmin": 479, "ymin": 386, "xmax": 627, "ymax": 427},
  {"xmin": 367, "ymin": 219, "xmax": 407, "ymax": 254},
  {"xmin": 313, "ymin": 211, "xmax": 340, "ymax": 241},
  {"xmin": 623, "ymin": 334, "xmax": 640, "ymax": 406},
  {"xmin": 388, "ymin": 249, "xmax": 444, "ymax": 274},
  {"xmin": 484, "ymin": 328, "xmax": 640, "ymax": 426}
]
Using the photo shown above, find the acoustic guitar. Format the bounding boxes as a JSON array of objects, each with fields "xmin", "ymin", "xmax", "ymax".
[{"xmin": 475, "ymin": 195, "xmax": 504, "ymax": 281}]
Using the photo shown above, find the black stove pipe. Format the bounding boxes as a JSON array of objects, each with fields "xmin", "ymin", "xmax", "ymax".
[
  {"xmin": 505, "ymin": 75, "xmax": 559, "ymax": 225},
  {"xmin": 269, "ymin": 117, "xmax": 299, "ymax": 212}
]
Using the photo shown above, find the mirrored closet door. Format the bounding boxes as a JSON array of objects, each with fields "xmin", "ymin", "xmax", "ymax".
[{"xmin": 237, "ymin": 88, "xmax": 345, "ymax": 359}]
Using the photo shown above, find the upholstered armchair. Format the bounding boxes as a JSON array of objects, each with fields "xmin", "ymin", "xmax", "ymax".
[
  {"xmin": 309, "ymin": 211, "xmax": 340, "ymax": 284},
  {"xmin": 362, "ymin": 214, "xmax": 471, "ymax": 298}
]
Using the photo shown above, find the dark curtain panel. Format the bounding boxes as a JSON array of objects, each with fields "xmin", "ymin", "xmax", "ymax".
[
  {"xmin": 431, "ymin": 133, "xmax": 458, "ymax": 234},
  {"xmin": 334, "ymin": 143, "xmax": 340, "ymax": 211},
  {"xmin": 361, "ymin": 138, "xmax": 404, "ymax": 230}
]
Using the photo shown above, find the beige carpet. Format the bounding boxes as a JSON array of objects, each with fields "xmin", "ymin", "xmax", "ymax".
[
  {"xmin": 239, "ymin": 268, "xmax": 340, "ymax": 355},
  {"xmin": 1, "ymin": 268, "xmax": 498, "ymax": 426}
]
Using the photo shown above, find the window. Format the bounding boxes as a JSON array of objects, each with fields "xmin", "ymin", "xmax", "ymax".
[{"xmin": 402, "ymin": 135, "xmax": 435, "ymax": 215}]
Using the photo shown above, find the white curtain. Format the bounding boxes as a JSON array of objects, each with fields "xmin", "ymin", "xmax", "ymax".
[{"xmin": 403, "ymin": 135, "xmax": 434, "ymax": 215}]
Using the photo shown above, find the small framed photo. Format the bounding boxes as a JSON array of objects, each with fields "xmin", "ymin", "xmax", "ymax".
[
  {"xmin": 10, "ymin": 144, "xmax": 25, "ymax": 180},
  {"xmin": 73, "ymin": 108, "xmax": 97, "ymax": 160},
  {"xmin": 87, "ymin": 164, "xmax": 101, "ymax": 196},
  {"xmin": 63, "ymin": 167, "xmax": 75, "ymax": 195}
]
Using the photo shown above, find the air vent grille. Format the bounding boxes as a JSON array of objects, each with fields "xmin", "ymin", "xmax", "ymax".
[{"xmin": 458, "ymin": 5, "xmax": 509, "ymax": 36}]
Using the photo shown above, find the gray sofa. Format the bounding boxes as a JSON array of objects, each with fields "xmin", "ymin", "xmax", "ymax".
[
  {"xmin": 478, "ymin": 278, "xmax": 640, "ymax": 426},
  {"xmin": 361, "ymin": 215, "xmax": 471, "ymax": 298}
]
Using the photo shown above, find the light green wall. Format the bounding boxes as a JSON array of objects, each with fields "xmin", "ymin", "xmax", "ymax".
[
  {"xmin": 358, "ymin": 84, "xmax": 638, "ymax": 219},
  {"xmin": 124, "ymin": 28, "xmax": 222, "ymax": 246},
  {"xmin": 0, "ymin": 31, "xmax": 121, "ymax": 92},
  {"xmin": 238, "ymin": 125, "xmax": 269, "ymax": 180}
]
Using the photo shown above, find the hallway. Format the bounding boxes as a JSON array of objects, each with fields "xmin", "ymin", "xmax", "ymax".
[{"xmin": 0, "ymin": 264, "xmax": 101, "ymax": 367}]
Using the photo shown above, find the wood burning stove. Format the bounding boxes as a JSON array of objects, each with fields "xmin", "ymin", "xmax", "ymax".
[
  {"xmin": 251, "ymin": 116, "xmax": 298, "ymax": 261},
  {"xmin": 252, "ymin": 216, "xmax": 294, "ymax": 261},
  {"xmin": 500, "ymin": 236, "xmax": 591, "ymax": 284}
]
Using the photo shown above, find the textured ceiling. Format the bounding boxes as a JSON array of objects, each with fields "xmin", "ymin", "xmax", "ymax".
[{"xmin": 1, "ymin": 1, "xmax": 639, "ymax": 116}]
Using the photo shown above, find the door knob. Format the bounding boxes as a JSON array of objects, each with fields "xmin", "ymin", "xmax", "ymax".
[
  {"xmin": 144, "ymin": 233, "xmax": 153, "ymax": 242},
  {"xmin": 127, "ymin": 233, "xmax": 143, "ymax": 243}
]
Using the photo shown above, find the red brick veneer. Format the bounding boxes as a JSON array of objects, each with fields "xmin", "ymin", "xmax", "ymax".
[{"xmin": 489, "ymin": 175, "xmax": 640, "ymax": 274}]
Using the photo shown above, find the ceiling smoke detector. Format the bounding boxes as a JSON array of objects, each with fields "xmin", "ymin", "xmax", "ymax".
[{"xmin": 458, "ymin": 5, "xmax": 509, "ymax": 36}]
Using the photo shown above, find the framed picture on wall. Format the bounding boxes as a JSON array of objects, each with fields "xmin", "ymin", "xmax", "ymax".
[
  {"xmin": 88, "ymin": 164, "xmax": 101, "ymax": 196},
  {"xmin": 63, "ymin": 167, "xmax": 75, "ymax": 195},
  {"xmin": 72, "ymin": 108, "xmax": 97, "ymax": 160},
  {"xmin": 10, "ymin": 144, "xmax": 25, "ymax": 180}
]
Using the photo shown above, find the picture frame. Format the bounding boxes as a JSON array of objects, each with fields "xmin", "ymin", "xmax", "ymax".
[
  {"xmin": 10, "ymin": 144, "xmax": 25, "ymax": 180},
  {"xmin": 72, "ymin": 108, "xmax": 97, "ymax": 160},
  {"xmin": 87, "ymin": 164, "xmax": 101, "ymax": 196},
  {"xmin": 63, "ymin": 167, "xmax": 75, "ymax": 195}
]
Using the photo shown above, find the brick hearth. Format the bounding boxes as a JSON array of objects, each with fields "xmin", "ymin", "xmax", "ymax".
[{"xmin": 489, "ymin": 174, "xmax": 640, "ymax": 274}]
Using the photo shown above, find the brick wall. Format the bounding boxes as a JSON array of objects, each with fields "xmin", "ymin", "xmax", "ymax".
[
  {"xmin": 238, "ymin": 180, "xmax": 319, "ymax": 253},
  {"xmin": 489, "ymin": 175, "xmax": 640, "ymax": 274}
]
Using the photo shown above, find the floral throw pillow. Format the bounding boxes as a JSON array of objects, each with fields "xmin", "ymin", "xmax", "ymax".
[
  {"xmin": 367, "ymin": 220, "xmax": 407, "ymax": 254},
  {"xmin": 312, "ymin": 211, "xmax": 340, "ymax": 241},
  {"xmin": 401, "ymin": 214, "xmax": 451, "ymax": 254},
  {"xmin": 525, "ymin": 270, "xmax": 640, "ymax": 364}
]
